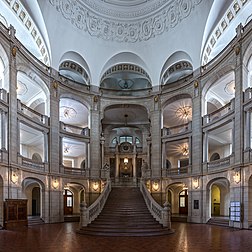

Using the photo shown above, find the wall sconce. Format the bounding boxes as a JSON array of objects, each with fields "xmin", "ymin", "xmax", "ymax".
[
  {"xmin": 233, "ymin": 169, "xmax": 241, "ymax": 184},
  {"xmin": 124, "ymin": 157, "xmax": 128, "ymax": 164},
  {"xmin": 93, "ymin": 181, "xmax": 99, "ymax": 191},
  {"xmin": 11, "ymin": 170, "xmax": 19, "ymax": 184},
  {"xmin": 52, "ymin": 178, "xmax": 59, "ymax": 189},
  {"xmin": 152, "ymin": 180, "xmax": 160, "ymax": 191},
  {"xmin": 192, "ymin": 177, "xmax": 199, "ymax": 189}
]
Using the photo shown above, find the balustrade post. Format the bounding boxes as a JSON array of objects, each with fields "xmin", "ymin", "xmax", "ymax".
[
  {"xmin": 79, "ymin": 202, "xmax": 89, "ymax": 228},
  {"xmin": 162, "ymin": 202, "xmax": 171, "ymax": 229}
]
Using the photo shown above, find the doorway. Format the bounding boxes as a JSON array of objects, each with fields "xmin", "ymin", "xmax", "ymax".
[
  {"xmin": 64, "ymin": 189, "xmax": 73, "ymax": 215},
  {"xmin": 32, "ymin": 187, "xmax": 40, "ymax": 216},
  {"xmin": 179, "ymin": 190, "xmax": 188, "ymax": 215}
]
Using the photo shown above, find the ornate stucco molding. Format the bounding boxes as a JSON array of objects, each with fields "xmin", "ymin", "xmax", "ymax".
[{"xmin": 49, "ymin": 0, "xmax": 203, "ymax": 43}]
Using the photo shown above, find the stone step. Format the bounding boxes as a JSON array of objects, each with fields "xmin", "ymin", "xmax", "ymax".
[
  {"xmin": 207, "ymin": 217, "xmax": 229, "ymax": 227},
  {"xmin": 27, "ymin": 216, "xmax": 44, "ymax": 226},
  {"xmin": 79, "ymin": 187, "xmax": 174, "ymax": 236}
]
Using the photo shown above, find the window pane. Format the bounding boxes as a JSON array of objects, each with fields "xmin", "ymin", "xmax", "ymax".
[
  {"xmin": 180, "ymin": 197, "xmax": 185, "ymax": 207},
  {"xmin": 67, "ymin": 197, "xmax": 72, "ymax": 207}
]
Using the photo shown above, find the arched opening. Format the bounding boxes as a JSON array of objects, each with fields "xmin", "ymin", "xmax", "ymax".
[
  {"xmin": 102, "ymin": 104, "xmax": 149, "ymax": 186},
  {"xmin": 22, "ymin": 177, "xmax": 45, "ymax": 223},
  {"xmin": 179, "ymin": 189, "xmax": 188, "ymax": 215},
  {"xmin": 211, "ymin": 185, "xmax": 220, "ymax": 216},
  {"xmin": 63, "ymin": 182, "xmax": 85, "ymax": 220},
  {"xmin": 32, "ymin": 187, "xmax": 41, "ymax": 216},
  {"xmin": 207, "ymin": 178, "xmax": 230, "ymax": 221},
  {"xmin": 248, "ymin": 175, "xmax": 252, "ymax": 227},
  {"xmin": 166, "ymin": 183, "xmax": 189, "ymax": 219},
  {"xmin": 63, "ymin": 189, "xmax": 73, "ymax": 215}
]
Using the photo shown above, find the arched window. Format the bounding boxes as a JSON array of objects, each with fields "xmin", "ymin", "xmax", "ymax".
[
  {"xmin": 119, "ymin": 135, "xmax": 133, "ymax": 144},
  {"xmin": 135, "ymin": 137, "xmax": 140, "ymax": 144}
]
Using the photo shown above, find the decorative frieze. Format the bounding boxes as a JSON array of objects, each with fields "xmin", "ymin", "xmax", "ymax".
[{"xmin": 49, "ymin": 0, "xmax": 203, "ymax": 43}]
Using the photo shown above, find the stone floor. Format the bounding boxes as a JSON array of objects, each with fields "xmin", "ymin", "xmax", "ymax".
[{"xmin": 0, "ymin": 222, "xmax": 252, "ymax": 252}]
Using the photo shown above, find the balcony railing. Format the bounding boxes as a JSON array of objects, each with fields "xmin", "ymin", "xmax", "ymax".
[
  {"xmin": 207, "ymin": 156, "xmax": 231, "ymax": 170},
  {"xmin": 203, "ymin": 99, "xmax": 234, "ymax": 125},
  {"xmin": 244, "ymin": 87, "xmax": 252, "ymax": 102},
  {"xmin": 62, "ymin": 166, "xmax": 87, "ymax": 176},
  {"xmin": 162, "ymin": 122, "xmax": 191, "ymax": 136},
  {"xmin": 60, "ymin": 122, "xmax": 90, "ymax": 137},
  {"xmin": 0, "ymin": 89, "xmax": 7, "ymax": 103},
  {"xmin": 162, "ymin": 166, "xmax": 190, "ymax": 177},
  {"xmin": 19, "ymin": 156, "xmax": 47, "ymax": 171},
  {"xmin": 18, "ymin": 101, "xmax": 49, "ymax": 126}
]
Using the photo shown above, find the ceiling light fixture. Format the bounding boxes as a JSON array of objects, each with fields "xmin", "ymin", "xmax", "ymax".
[
  {"xmin": 224, "ymin": 80, "xmax": 235, "ymax": 95},
  {"xmin": 175, "ymin": 105, "xmax": 192, "ymax": 121},
  {"xmin": 16, "ymin": 81, "xmax": 28, "ymax": 95},
  {"xmin": 181, "ymin": 144, "xmax": 189, "ymax": 156},
  {"xmin": 60, "ymin": 106, "xmax": 77, "ymax": 119}
]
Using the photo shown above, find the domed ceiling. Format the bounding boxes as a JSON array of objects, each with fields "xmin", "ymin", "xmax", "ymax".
[{"xmin": 0, "ymin": 0, "xmax": 251, "ymax": 87}]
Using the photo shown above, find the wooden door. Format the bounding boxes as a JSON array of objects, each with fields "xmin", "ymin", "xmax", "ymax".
[
  {"xmin": 179, "ymin": 190, "xmax": 188, "ymax": 215},
  {"xmin": 63, "ymin": 190, "xmax": 73, "ymax": 215}
]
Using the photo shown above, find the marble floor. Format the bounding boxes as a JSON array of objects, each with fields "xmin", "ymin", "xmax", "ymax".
[{"xmin": 0, "ymin": 222, "xmax": 251, "ymax": 252}]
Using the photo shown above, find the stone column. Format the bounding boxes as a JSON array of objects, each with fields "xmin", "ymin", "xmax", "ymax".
[
  {"xmin": 1, "ymin": 110, "xmax": 7, "ymax": 149},
  {"xmin": 100, "ymin": 133, "xmax": 105, "ymax": 168},
  {"xmin": 49, "ymin": 78, "xmax": 60, "ymax": 173},
  {"xmin": 233, "ymin": 24, "xmax": 244, "ymax": 164},
  {"xmin": 150, "ymin": 107, "xmax": 162, "ymax": 177},
  {"xmin": 191, "ymin": 83, "xmax": 203, "ymax": 174},
  {"xmin": 43, "ymin": 131, "xmax": 48, "ymax": 162},
  {"xmin": 162, "ymin": 141, "xmax": 166, "ymax": 169},
  {"xmin": 115, "ymin": 152, "xmax": 119, "ymax": 182},
  {"xmin": 203, "ymin": 131, "xmax": 208, "ymax": 162},
  {"xmin": 146, "ymin": 136, "xmax": 151, "ymax": 170},
  {"xmin": 245, "ymin": 111, "xmax": 251, "ymax": 149},
  {"xmin": 89, "ymin": 97, "xmax": 101, "ymax": 178},
  {"xmin": 8, "ymin": 26, "xmax": 18, "ymax": 164}
]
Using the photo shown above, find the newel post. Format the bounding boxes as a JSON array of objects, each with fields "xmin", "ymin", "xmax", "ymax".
[
  {"xmin": 79, "ymin": 202, "xmax": 89, "ymax": 228},
  {"xmin": 162, "ymin": 201, "xmax": 171, "ymax": 229}
]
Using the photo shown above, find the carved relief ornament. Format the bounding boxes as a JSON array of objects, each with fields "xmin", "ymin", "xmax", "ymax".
[{"xmin": 49, "ymin": 0, "xmax": 203, "ymax": 43}]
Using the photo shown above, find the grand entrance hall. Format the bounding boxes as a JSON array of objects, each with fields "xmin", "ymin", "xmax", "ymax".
[{"xmin": 1, "ymin": 0, "xmax": 252, "ymax": 250}]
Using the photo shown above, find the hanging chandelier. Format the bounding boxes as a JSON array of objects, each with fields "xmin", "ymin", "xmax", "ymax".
[{"xmin": 175, "ymin": 105, "xmax": 192, "ymax": 121}]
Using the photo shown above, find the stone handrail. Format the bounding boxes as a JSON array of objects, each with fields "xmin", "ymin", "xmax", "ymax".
[
  {"xmin": 207, "ymin": 156, "xmax": 230, "ymax": 169},
  {"xmin": 203, "ymin": 99, "xmax": 234, "ymax": 125},
  {"xmin": 163, "ymin": 165, "xmax": 191, "ymax": 177},
  {"xmin": 140, "ymin": 180, "xmax": 171, "ymax": 228},
  {"xmin": 162, "ymin": 122, "xmax": 191, "ymax": 136},
  {"xmin": 60, "ymin": 122, "xmax": 90, "ymax": 136},
  {"xmin": 63, "ymin": 166, "xmax": 87, "ymax": 176},
  {"xmin": 18, "ymin": 100, "xmax": 49, "ymax": 126},
  {"xmin": 20, "ymin": 156, "xmax": 47, "ymax": 171},
  {"xmin": 79, "ymin": 180, "xmax": 111, "ymax": 227}
]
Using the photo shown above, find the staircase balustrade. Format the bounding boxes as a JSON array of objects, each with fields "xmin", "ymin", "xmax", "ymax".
[
  {"xmin": 79, "ymin": 180, "xmax": 111, "ymax": 227},
  {"xmin": 140, "ymin": 180, "xmax": 171, "ymax": 228}
]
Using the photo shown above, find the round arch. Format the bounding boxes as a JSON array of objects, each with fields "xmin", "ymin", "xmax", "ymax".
[
  {"xmin": 206, "ymin": 177, "xmax": 230, "ymax": 220},
  {"xmin": 201, "ymin": 68, "xmax": 235, "ymax": 116},
  {"xmin": 22, "ymin": 177, "xmax": 46, "ymax": 220}
]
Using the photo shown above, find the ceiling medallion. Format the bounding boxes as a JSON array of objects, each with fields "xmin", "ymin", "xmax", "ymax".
[
  {"xmin": 60, "ymin": 106, "xmax": 77, "ymax": 119},
  {"xmin": 224, "ymin": 81, "xmax": 235, "ymax": 95},
  {"xmin": 175, "ymin": 105, "xmax": 192, "ymax": 121},
  {"xmin": 49, "ymin": 0, "xmax": 203, "ymax": 43}
]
